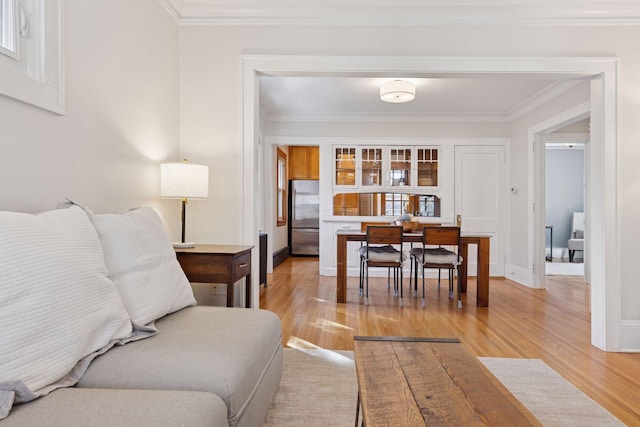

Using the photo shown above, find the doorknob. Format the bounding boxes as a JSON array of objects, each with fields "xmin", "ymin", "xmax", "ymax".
[{"xmin": 456, "ymin": 214, "xmax": 462, "ymax": 227}]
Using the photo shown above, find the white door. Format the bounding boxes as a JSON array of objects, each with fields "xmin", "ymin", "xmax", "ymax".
[{"xmin": 455, "ymin": 145, "xmax": 506, "ymax": 276}]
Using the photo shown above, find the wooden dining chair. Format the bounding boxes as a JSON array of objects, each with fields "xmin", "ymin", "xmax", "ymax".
[
  {"xmin": 359, "ymin": 225, "xmax": 405, "ymax": 306},
  {"xmin": 359, "ymin": 221, "xmax": 394, "ymax": 295},
  {"xmin": 409, "ymin": 226, "xmax": 463, "ymax": 308}
]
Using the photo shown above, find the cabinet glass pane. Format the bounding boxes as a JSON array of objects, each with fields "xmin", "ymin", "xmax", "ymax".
[
  {"xmin": 417, "ymin": 148, "xmax": 438, "ymax": 187},
  {"xmin": 360, "ymin": 148, "xmax": 383, "ymax": 187},
  {"xmin": 335, "ymin": 147, "xmax": 356, "ymax": 186},
  {"xmin": 389, "ymin": 148, "xmax": 411, "ymax": 187}
]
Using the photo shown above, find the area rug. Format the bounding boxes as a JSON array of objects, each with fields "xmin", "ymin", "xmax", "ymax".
[
  {"xmin": 545, "ymin": 261, "xmax": 584, "ymax": 276},
  {"xmin": 264, "ymin": 349, "xmax": 623, "ymax": 426}
]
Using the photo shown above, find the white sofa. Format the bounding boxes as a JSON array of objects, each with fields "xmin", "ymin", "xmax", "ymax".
[{"xmin": 0, "ymin": 205, "xmax": 283, "ymax": 426}]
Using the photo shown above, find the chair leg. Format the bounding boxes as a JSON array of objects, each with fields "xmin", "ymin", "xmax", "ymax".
[
  {"xmin": 399, "ymin": 265, "xmax": 404, "ymax": 306},
  {"xmin": 569, "ymin": 250, "xmax": 574, "ymax": 262},
  {"xmin": 409, "ymin": 256, "xmax": 413, "ymax": 296},
  {"xmin": 456, "ymin": 267, "xmax": 462, "ymax": 309},
  {"xmin": 395, "ymin": 268, "xmax": 399, "ymax": 297},
  {"xmin": 448, "ymin": 269, "xmax": 454, "ymax": 299},
  {"xmin": 421, "ymin": 264, "xmax": 426, "ymax": 308},
  {"xmin": 365, "ymin": 262, "xmax": 369, "ymax": 306},
  {"xmin": 438, "ymin": 269, "xmax": 441, "ymax": 290},
  {"xmin": 387, "ymin": 268, "xmax": 391, "ymax": 289},
  {"xmin": 359, "ymin": 258, "xmax": 364, "ymax": 296}
]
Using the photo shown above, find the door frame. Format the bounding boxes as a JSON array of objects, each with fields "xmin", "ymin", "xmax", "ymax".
[
  {"xmin": 530, "ymin": 101, "xmax": 591, "ymax": 290},
  {"xmin": 242, "ymin": 55, "xmax": 619, "ymax": 351}
]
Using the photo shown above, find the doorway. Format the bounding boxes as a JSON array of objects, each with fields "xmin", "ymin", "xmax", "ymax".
[
  {"xmin": 544, "ymin": 120, "xmax": 588, "ymax": 278},
  {"xmin": 244, "ymin": 55, "xmax": 619, "ymax": 350}
]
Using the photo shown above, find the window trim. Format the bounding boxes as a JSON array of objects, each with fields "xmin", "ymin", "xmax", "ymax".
[
  {"xmin": 0, "ymin": 0, "xmax": 18, "ymax": 59},
  {"xmin": 276, "ymin": 148, "xmax": 287, "ymax": 227}
]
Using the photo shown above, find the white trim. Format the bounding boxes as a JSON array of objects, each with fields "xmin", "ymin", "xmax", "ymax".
[
  {"xmin": 507, "ymin": 80, "xmax": 582, "ymax": 121},
  {"xmin": 0, "ymin": 0, "xmax": 64, "ymax": 114},
  {"xmin": 156, "ymin": 0, "xmax": 181, "ymax": 23},
  {"xmin": 508, "ymin": 264, "xmax": 533, "ymax": 288},
  {"xmin": 264, "ymin": 111, "xmax": 510, "ymax": 124},
  {"xmin": 528, "ymin": 101, "xmax": 591, "ymax": 289},
  {"xmin": 165, "ymin": 0, "xmax": 640, "ymax": 26},
  {"xmin": 620, "ymin": 321, "xmax": 640, "ymax": 352},
  {"xmin": 244, "ymin": 55, "xmax": 620, "ymax": 351}
]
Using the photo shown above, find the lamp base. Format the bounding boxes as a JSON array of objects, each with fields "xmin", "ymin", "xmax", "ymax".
[{"xmin": 172, "ymin": 241, "xmax": 196, "ymax": 249}]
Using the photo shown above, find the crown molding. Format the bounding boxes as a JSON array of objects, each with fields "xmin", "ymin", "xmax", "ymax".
[
  {"xmin": 264, "ymin": 111, "xmax": 510, "ymax": 124},
  {"xmin": 507, "ymin": 80, "xmax": 583, "ymax": 121},
  {"xmin": 162, "ymin": 0, "xmax": 640, "ymax": 26},
  {"xmin": 157, "ymin": 0, "xmax": 181, "ymax": 23}
]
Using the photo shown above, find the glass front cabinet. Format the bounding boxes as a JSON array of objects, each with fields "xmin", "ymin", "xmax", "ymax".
[
  {"xmin": 333, "ymin": 145, "xmax": 440, "ymax": 191},
  {"xmin": 334, "ymin": 147, "xmax": 357, "ymax": 188},
  {"xmin": 360, "ymin": 147, "xmax": 384, "ymax": 189},
  {"xmin": 415, "ymin": 147, "xmax": 438, "ymax": 188}
]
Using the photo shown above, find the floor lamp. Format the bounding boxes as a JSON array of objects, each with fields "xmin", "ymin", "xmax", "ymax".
[{"xmin": 160, "ymin": 160, "xmax": 209, "ymax": 248}]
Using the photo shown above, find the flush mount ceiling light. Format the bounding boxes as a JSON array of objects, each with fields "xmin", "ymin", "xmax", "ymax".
[{"xmin": 380, "ymin": 80, "xmax": 415, "ymax": 103}]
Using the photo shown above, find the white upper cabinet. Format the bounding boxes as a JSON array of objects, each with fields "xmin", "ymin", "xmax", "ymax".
[
  {"xmin": 360, "ymin": 146, "xmax": 384, "ymax": 189},
  {"xmin": 415, "ymin": 147, "xmax": 439, "ymax": 189},
  {"xmin": 333, "ymin": 145, "xmax": 440, "ymax": 191},
  {"xmin": 334, "ymin": 146, "xmax": 357, "ymax": 188}
]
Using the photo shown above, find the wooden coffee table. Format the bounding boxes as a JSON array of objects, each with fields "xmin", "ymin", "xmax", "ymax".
[{"xmin": 353, "ymin": 336, "xmax": 541, "ymax": 426}]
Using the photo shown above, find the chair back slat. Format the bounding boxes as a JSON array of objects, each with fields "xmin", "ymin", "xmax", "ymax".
[
  {"xmin": 360, "ymin": 221, "xmax": 392, "ymax": 232},
  {"xmin": 423, "ymin": 226, "xmax": 460, "ymax": 247},
  {"xmin": 413, "ymin": 223, "xmax": 441, "ymax": 232},
  {"xmin": 366, "ymin": 225, "xmax": 403, "ymax": 245}
]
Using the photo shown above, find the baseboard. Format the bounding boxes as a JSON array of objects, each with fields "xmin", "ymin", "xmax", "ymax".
[
  {"xmin": 507, "ymin": 264, "xmax": 533, "ymax": 287},
  {"xmin": 273, "ymin": 247, "xmax": 289, "ymax": 269},
  {"xmin": 620, "ymin": 321, "xmax": 640, "ymax": 352}
]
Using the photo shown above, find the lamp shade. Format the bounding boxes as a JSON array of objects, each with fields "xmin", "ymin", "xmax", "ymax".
[
  {"xmin": 160, "ymin": 162, "xmax": 209, "ymax": 199},
  {"xmin": 380, "ymin": 80, "xmax": 415, "ymax": 103}
]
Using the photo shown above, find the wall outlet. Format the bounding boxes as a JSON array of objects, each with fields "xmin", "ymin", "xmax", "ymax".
[{"xmin": 209, "ymin": 284, "xmax": 226, "ymax": 295}]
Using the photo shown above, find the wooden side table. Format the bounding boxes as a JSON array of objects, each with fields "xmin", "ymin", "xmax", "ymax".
[{"xmin": 175, "ymin": 244, "xmax": 254, "ymax": 308}]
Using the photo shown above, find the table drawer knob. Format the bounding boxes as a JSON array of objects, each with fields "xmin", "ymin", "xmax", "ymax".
[{"xmin": 239, "ymin": 263, "xmax": 248, "ymax": 268}]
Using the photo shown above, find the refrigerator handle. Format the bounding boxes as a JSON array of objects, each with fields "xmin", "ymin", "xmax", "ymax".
[{"xmin": 291, "ymin": 188, "xmax": 296, "ymax": 221}]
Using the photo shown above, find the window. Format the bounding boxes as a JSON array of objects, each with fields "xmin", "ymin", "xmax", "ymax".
[
  {"xmin": 384, "ymin": 193, "xmax": 410, "ymax": 216},
  {"xmin": 0, "ymin": 0, "xmax": 17, "ymax": 58},
  {"xmin": 277, "ymin": 148, "xmax": 287, "ymax": 226}
]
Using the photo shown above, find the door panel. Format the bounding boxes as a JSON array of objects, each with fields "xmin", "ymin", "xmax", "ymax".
[{"xmin": 455, "ymin": 146, "xmax": 506, "ymax": 276}]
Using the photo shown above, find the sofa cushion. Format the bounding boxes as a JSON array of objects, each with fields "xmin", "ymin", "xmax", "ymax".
[
  {"xmin": 88, "ymin": 207, "xmax": 196, "ymax": 327},
  {"xmin": 78, "ymin": 306, "xmax": 283, "ymax": 426},
  {"xmin": 0, "ymin": 206, "xmax": 133, "ymax": 419},
  {"xmin": 2, "ymin": 388, "xmax": 228, "ymax": 427}
]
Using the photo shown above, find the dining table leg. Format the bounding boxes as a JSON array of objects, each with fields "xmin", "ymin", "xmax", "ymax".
[{"xmin": 337, "ymin": 234, "xmax": 348, "ymax": 303}]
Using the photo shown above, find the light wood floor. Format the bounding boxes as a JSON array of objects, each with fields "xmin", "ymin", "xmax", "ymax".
[{"xmin": 260, "ymin": 257, "xmax": 640, "ymax": 425}]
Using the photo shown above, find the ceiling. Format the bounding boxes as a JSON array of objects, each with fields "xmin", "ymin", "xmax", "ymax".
[{"xmin": 258, "ymin": 76, "xmax": 584, "ymax": 122}]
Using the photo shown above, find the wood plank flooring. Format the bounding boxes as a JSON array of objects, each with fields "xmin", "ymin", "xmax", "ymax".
[{"xmin": 259, "ymin": 257, "xmax": 640, "ymax": 425}]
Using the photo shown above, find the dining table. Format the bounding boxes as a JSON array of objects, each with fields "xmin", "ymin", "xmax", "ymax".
[{"xmin": 335, "ymin": 230, "xmax": 491, "ymax": 307}]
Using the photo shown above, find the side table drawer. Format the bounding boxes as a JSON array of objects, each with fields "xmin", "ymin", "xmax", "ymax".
[{"xmin": 233, "ymin": 252, "xmax": 251, "ymax": 280}]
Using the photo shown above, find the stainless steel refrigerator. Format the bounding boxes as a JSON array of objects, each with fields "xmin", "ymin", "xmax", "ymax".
[{"xmin": 289, "ymin": 180, "xmax": 320, "ymax": 256}]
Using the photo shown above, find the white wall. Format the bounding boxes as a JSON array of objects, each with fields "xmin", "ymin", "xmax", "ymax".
[
  {"xmin": 179, "ymin": 24, "xmax": 640, "ymax": 349},
  {"xmin": 0, "ymin": 0, "xmax": 181, "ymax": 235},
  {"xmin": 508, "ymin": 82, "xmax": 590, "ymax": 272}
]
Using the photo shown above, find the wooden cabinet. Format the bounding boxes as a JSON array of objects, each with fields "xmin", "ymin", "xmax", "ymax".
[{"xmin": 289, "ymin": 146, "xmax": 319, "ymax": 180}]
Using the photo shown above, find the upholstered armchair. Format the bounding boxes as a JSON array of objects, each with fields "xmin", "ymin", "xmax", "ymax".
[{"xmin": 568, "ymin": 212, "xmax": 585, "ymax": 262}]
